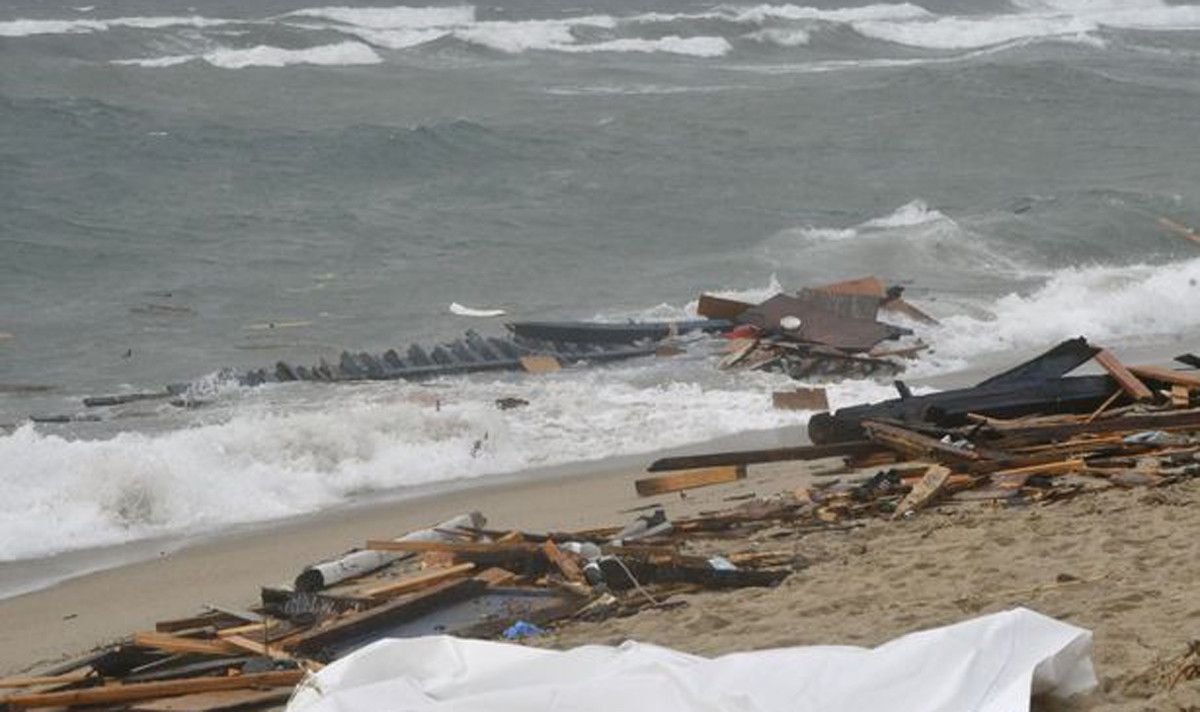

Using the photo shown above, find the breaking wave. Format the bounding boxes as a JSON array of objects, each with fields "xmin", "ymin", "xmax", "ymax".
[
  {"xmin": 0, "ymin": 365, "xmax": 897, "ymax": 562},
  {"xmin": 931, "ymin": 256, "xmax": 1200, "ymax": 359},
  {"xmin": 116, "ymin": 42, "xmax": 383, "ymax": 69},
  {"xmin": 18, "ymin": 0, "xmax": 1200, "ymax": 66}
]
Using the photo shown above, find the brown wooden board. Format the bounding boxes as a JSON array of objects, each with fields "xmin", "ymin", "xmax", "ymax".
[
  {"xmin": 1093, "ymin": 349, "xmax": 1154, "ymax": 402},
  {"xmin": 1129, "ymin": 365, "xmax": 1200, "ymax": 389},
  {"xmin": 815, "ymin": 276, "xmax": 887, "ymax": 298},
  {"xmin": 130, "ymin": 632, "xmax": 240, "ymax": 657},
  {"xmin": 647, "ymin": 441, "xmax": 883, "ymax": 472},
  {"xmin": 892, "ymin": 465, "xmax": 950, "ymax": 519},
  {"xmin": 634, "ymin": 465, "xmax": 746, "ymax": 497},
  {"xmin": 863, "ymin": 421, "xmax": 981, "ymax": 463},
  {"xmin": 541, "ymin": 541, "xmax": 586, "ymax": 584},
  {"xmin": 4, "ymin": 671, "xmax": 302, "ymax": 709},
  {"xmin": 696, "ymin": 294, "xmax": 753, "ymax": 320},
  {"xmin": 361, "ymin": 563, "xmax": 476, "ymax": 598}
]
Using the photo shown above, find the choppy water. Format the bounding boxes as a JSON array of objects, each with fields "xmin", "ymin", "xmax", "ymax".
[{"xmin": 3, "ymin": 0, "xmax": 1200, "ymax": 570}]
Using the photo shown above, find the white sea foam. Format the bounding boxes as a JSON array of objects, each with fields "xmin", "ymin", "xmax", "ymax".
[
  {"xmin": 789, "ymin": 200, "xmax": 950, "ymax": 243},
  {"xmin": 725, "ymin": 2, "xmax": 932, "ymax": 24},
  {"xmin": 286, "ymin": 5, "xmax": 475, "ymax": 28},
  {"xmin": 116, "ymin": 42, "xmax": 383, "ymax": 69},
  {"xmin": 929, "ymin": 256, "xmax": 1200, "ymax": 360},
  {"xmin": 563, "ymin": 36, "xmax": 733, "ymax": 57},
  {"xmin": 0, "ymin": 15, "xmax": 229, "ymax": 37},
  {"xmin": 854, "ymin": 14, "xmax": 1098, "ymax": 50},
  {"xmin": 0, "ymin": 366, "xmax": 894, "ymax": 562},
  {"xmin": 745, "ymin": 27, "xmax": 812, "ymax": 46}
]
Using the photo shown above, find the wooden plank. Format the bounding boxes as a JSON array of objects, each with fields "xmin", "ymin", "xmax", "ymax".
[
  {"xmin": 1158, "ymin": 216, "xmax": 1200, "ymax": 246},
  {"xmin": 880, "ymin": 298, "xmax": 939, "ymax": 326},
  {"xmin": 815, "ymin": 276, "xmax": 887, "ymax": 298},
  {"xmin": 130, "ymin": 687, "xmax": 294, "ymax": 712},
  {"xmin": 892, "ymin": 465, "xmax": 951, "ymax": 519},
  {"xmin": 284, "ymin": 578, "xmax": 485, "ymax": 654},
  {"xmin": 1093, "ymin": 349, "xmax": 1154, "ymax": 402},
  {"xmin": 647, "ymin": 441, "xmax": 883, "ymax": 472},
  {"xmin": 1128, "ymin": 365, "xmax": 1200, "ymax": 389},
  {"xmin": 130, "ymin": 632, "xmax": 240, "ymax": 657},
  {"xmin": 366, "ymin": 540, "xmax": 540, "ymax": 555},
  {"xmin": 155, "ymin": 612, "xmax": 235, "ymax": 634},
  {"xmin": 863, "ymin": 421, "xmax": 982, "ymax": 463},
  {"xmin": 519, "ymin": 355, "xmax": 561, "ymax": 373},
  {"xmin": 1173, "ymin": 385, "xmax": 1191, "ymax": 408},
  {"xmin": 771, "ymin": 388, "xmax": 829, "ymax": 412},
  {"xmin": 0, "ymin": 673, "xmax": 89, "ymax": 689},
  {"xmin": 634, "ymin": 465, "xmax": 746, "ymax": 497},
  {"xmin": 4, "ymin": 671, "xmax": 302, "ymax": 709},
  {"xmin": 988, "ymin": 408, "xmax": 1200, "ymax": 448},
  {"xmin": 474, "ymin": 567, "xmax": 520, "ymax": 586},
  {"xmin": 696, "ymin": 294, "xmax": 753, "ymax": 320},
  {"xmin": 541, "ymin": 541, "xmax": 585, "ymax": 584},
  {"xmin": 360, "ymin": 563, "xmax": 476, "ymax": 598},
  {"xmin": 1085, "ymin": 390, "xmax": 1123, "ymax": 423},
  {"xmin": 220, "ymin": 636, "xmax": 292, "ymax": 662}
]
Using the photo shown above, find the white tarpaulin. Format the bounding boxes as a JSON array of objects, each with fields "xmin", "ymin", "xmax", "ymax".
[{"xmin": 286, "ymin": 608, "xmax": 1095, "ymax": 712}]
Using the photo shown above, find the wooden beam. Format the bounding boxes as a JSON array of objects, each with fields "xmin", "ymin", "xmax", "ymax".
[
  {"xmin": 1173, "ymin": 385, "xmax": 1192, "ymax": 408},
  {"xmin": 1093, "ymin": 350, "xmax": 1154, "ymax": 402},
  {"xmin": 541, "ymin": 541, "xmax": 585, "ymax": 584},
  {"xmin": 130, "ymin": 632, "xmax": 240, "ymax": 657},
  {"xmin": 634, "ymin": 465, "xmax": 746, "ymax": 497},
  {"xmin": 4, "ymin": 671, "xmax": 302, "ymax": 709},
  {"xmin": 1128, "ymin": 365, "xmax": 1200, "ymax": 389},
  {"xmin": 863, "ymin": 421, "xmax": 982, "ymax": 463},
  {"xmin": 360, "ymin": 563, "xmax": 476, "ymax": 598},
  {"xmin": 0, "ymin": 673, "xmax": 89, "ymax": 689},
  {"xmin": 892, "ymin": 465, "xmax": 950, "ymax": 519},
  {"xmin": 220, "ymin": 636, "xmax": 293, "ymax": 662},
  {"xmin": 647, "ymin": 441, "xmax": 883, "ymax": 472},
  {"xmin": 815, "ymin": 276, "xmax": 887, "ymax": 298},
  {"xmin": 696, "ymin": 294, "xmax": 753, "ymax": 320}
]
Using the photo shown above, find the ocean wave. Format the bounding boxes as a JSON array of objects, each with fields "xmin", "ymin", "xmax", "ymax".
[
  {"xmin": 930, "ymin": 256, "xmax": 1200, "ymax": 359},
  {"xmin": 0, "ymin": 366, "xmax": 894, "ymax": 562},
  {"xmin": 116, "ymin": 41, "xmax": 383, "ymax": 69},
  {"xmin": 0, "ymin": 15, "xmax": 229, "ymax": 37},
  {"xmin": 285, "ymin": 5, "xmax": 476, "ymax": 29}
]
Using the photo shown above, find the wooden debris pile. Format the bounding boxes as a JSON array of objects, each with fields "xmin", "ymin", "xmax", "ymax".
[
  {"xmin": 702, "ymin": 276, "xmax": 934, "ymax": 381},
  {"xmin": 0, "ymin": 508, "xmax": 805, "ymax": 712},
  {"xmin": 644, "ymin": 338, "xmax": 1200, "ymax": 522}
]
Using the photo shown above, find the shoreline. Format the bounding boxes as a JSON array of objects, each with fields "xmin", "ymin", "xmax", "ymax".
[{"xmin": 0, "ymin": 423, "xmax": 819, "ymax": 675}]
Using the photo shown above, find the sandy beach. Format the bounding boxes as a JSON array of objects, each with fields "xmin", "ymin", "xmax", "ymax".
[{"xmin": 5, "ymin": 417, "xmax": 1200, "ymax": 710}]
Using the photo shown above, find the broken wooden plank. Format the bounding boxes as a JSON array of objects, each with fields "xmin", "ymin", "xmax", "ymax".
[
  {"xmin": 360, "ymin": 563, "xmax": 476, "ymax": 598},
  {"xmin": 4, "ymin": 671, "xmax": 302, "ymax": 709},
  {"xmin": 863, "ymin": 421, "xmax": 982, "ymax": 463},
  {"xmin": 892, "ymin": 465, "xmax": 951, "ymax": 519},
  {"xmin": 881, "ymin": 299, "xmax": 939, "ymax": 326},
  {"xmin": 519, "ymin": 355, "xmax": 561, "ymax": 373},
  {"xmin": 696, "ymin": 294, "xmax": 753, "ymax": 320},
  {"xmin": 129, "ymin": 687, "xmax": 295, "ymax": 712},
  {"xmin": 283, "ymin": 578, "xmax": 486, "ymax": 654},
  {"xmin": 155, "ymin": 612, "xmax": 239, "ymax": 634},
  {"xmin": 541, "ymin": 540, "xmax": 586, "ymax": 584},
  {"xmin": 634, "ymin": 465, "xmax": 746, "ymax": 497},
  {"xmin": 130, "ymin": 632, "xmax": 240, "ymax": 657},
  {"xmin": 474, "ymin": 567, "xmax": 521, "ymax": 586},
  {"xmin": 1094, "ymin": 349, "xmax": 1154, "ymax": 402},
  {"xmin": 220, "ymin": 636, "xmax": 292, "ymax": 662},
  {"xmin": 1128, "ymin": 365, "xmax": 1200, "ymax": 389},
  {"xmin": 815, "ymin": 276, "xmax": 887, "ymax": 298},
  {"xmin": 1173, "ymin": 385, "xmax": 1192, "ymax": 408},
  {"xmin": 365, "ymin": 540, "xmax": 541, "ymax": 555},
  {"xmin": 647, "ymin": 441, "xmax": 883, "ymax": 472},
  {"xmin": 771, "ymin": 388, "xmax": 829, "ymax": 412}
]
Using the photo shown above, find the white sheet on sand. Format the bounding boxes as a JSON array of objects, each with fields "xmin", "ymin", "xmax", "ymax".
[{"xmin": 285, "ymin": 608, "xmax": 1095, "ymax": 712}]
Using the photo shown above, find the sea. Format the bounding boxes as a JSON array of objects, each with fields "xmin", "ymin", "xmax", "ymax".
[{"xmin": 3, "ymin": 0, "xmax": 1200, "ymax": 593}]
